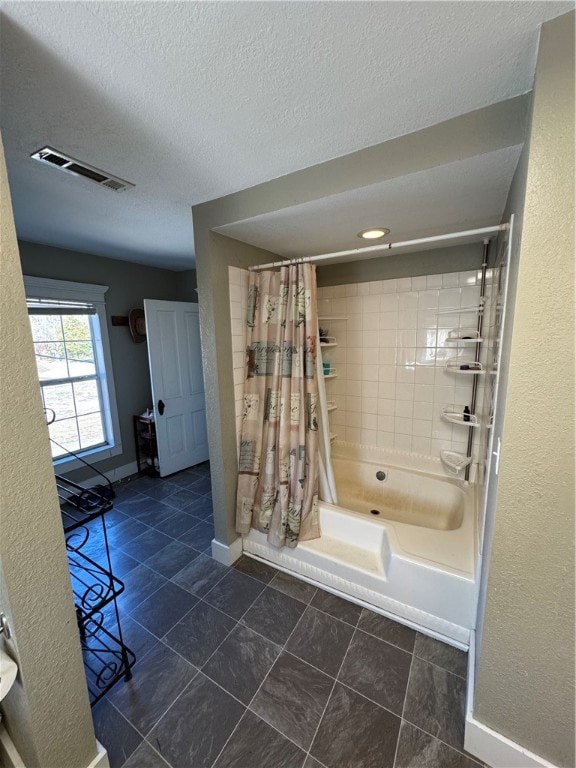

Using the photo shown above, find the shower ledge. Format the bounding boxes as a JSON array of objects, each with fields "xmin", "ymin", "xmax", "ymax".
[{"xmin": 301, "ymin": 535, "xmax": 382, "ymax": 575}]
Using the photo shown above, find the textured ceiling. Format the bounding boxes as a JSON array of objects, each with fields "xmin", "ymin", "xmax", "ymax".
[
  {"xmin": 0, "ymin": 1, "xmax": 572, "ymax": 269},
  {"xmin": 216, "ymin": 145, "xmax": 524, "ymax": 257}
]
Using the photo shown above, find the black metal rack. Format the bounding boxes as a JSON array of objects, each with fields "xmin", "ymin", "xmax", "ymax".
[{"xmin": 57, "ymin": 475, "xmax": 135, "ymax": 705}]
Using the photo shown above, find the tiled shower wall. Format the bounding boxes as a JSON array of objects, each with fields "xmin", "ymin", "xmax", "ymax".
[
  {"xmin": 229, "ymin": 267, "xmax": 249, "ymax": 455},
  {"xmin": 230, "ymin": 266, "xmax": 492, "ymax": 463},
  {"xmin": 318, "ymin": 270, "xmax": 492, "ymax": 460}
]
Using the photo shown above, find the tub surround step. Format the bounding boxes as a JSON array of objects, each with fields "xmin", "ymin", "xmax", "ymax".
[{"xmin": 301, "ymin": 536, "xmax": 383, "ymax": 576}]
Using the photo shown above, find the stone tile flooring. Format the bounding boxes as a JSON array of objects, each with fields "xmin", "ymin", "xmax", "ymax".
[{"xmin": 87, "ymin": 464, "xmax": 483, "ymax": 768}]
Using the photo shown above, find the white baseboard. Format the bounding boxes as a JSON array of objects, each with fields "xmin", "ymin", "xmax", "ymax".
[
  {"xmin": 64, "ymin": 461, "xmax": 139, "ymax": 489},
  {"xmin": 0, "ymin": 727, "xmax": 109, "ymax": 768},
  {"xmin": 211, "ymin": 537, "xmax": 243, "ymax": 566},
  {"xmin": 0, "ymin": 725, "xmax": 25, "ymax": 768},
  {"xmin": 464, "ymin": 632, "xmax": 559, "ymax": 768},
  {"xmin": 86, "ymin": 741, "xmax": 109, "ymax": 768}
]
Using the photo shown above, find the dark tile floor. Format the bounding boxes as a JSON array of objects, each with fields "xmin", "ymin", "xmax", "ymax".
[{"xmin": 87, "ymin": 464, "xmax": 483, "ymax": 768}]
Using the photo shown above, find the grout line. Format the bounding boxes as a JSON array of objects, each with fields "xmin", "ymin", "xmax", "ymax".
[
  {"xmin": 209, "ymin": 595, "xmax": 322, "ymax": 767},
  {"xmin": 303, "ymin": 624, "xmax": 358, "ymax": 765},
  {"xmin": 411, "ymin": 650, "xmax": 468, "ymax": 680},
  {"xmin": 392, "ymin": 647, "xmax": 414, "ymax": 768},
  {"xmin": 137, "ymin": 738, "xmax": 172, "ymax": 768},
  {"xmin": 104, "ymin": 698, "xmax": 154, "ymax": 767},
  {"xmin": 397, "ymin": 718, "xmax": 483, "ymax": 767},
  {"xmin": 352, "ymin": 623, "xmax": 414, "ymax": 659}
]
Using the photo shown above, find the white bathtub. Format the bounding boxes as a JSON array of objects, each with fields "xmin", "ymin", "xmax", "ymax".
[{"xmin": 242, "ymin": 442, "xmax": 477, "ymax": 646}]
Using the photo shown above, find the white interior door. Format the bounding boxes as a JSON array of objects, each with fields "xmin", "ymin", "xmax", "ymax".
[{"xmin": 144, "ymin": 299, "xmax": 209, "ymax": 477}]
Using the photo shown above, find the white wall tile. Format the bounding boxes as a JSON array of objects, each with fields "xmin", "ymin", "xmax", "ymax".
[
  {"xmin": 346, "ymin": 411, "xmax": 363, "ymax": 428},
  {"xmin": 394, "ymin": 400, "xmax": 413, "ymax": 418},
  {"xmin": 346, "ymin": 297, "xmax": 363, "ymax": 315},
  {"xmin": 396, "ymin": 367, "xmax": 415, "ymax": 385},
  {"xmin": 362, "ymin": 397, "xmax": 378, "ymax": 415},
  {"xmin": 442, "ymin": 272, "xmax": 459, "ymax": 288},
  {"xmin": 414, "ymin": 365, "xmax": 436, "ymax": 385},
  {"xmin": 426, "ymin": 274, "xmax": 443, "ymax": 289},
  {"xmin": 413, "ymin": 419, "xmax": 432, "ymax": 437},
  {"xmin": 396, "ymin": 384, "xmax": 415, "ymax": 402},
  {"xmin": 362, "ymin": 364, "xmax": 379, "ymax": 382},
  {"xmin": 362, "ymin": 429, "xmax": 378, "ymax": 446},
  {"xmin": 413, "ymin": 401, "xmax": 433, "ymax": 421},
  {"xmin": 438, "ymin": 288, "xmax": 461, "ymax": 310},
  {"xmin": 412, "ymin": 437, "xmax": 432, "ymax": 455},
  {"xmin": 397, "ymin": 330, "xmax": 417, "ymax": 347},
  {"xmin": 378, "ymin": 381, "xmax": 396, "ymax": 399},
  {"xmin": 377, "ymin": 431, "xmax": 394, "ymax": 448},
  {"xmin": 363, "ymin": 330, "xmax": 380, "ymax": 348},
  {"xmin": 362, "ymin": 295, "xmax": 380, "ymax": 313},
  {"xmin": 380, "ymin": 311, "xmax": 398, "ymax": 330},
  {"xmin": 346, "ymin": 396, "xmax": 362, "ymax": 413},
  {"xmin": 378, "ymin": 398, "xmax": 395, "ymax": 416},
  {"xmin": 378, "ymin": 365, "xmax": 396, "ymax": 382},
  {"xmin": 378, "ymin": 347, "xmax": 397, "ymax": 366},
  {"xmin": 346, "ymin": 426, "xmax": 362, "ymax": 443},
  {"xmin": 378, "ymin": 415, "xmax": 395, "ymax": 433},
  {"xmin": 397, "ymin": 310, "xmax": 418, "ymax": 329},
  {"xmin": 363, "ymin": 312, "xmax": 380, "ymax": 331},
  {"xmin": 459, "ymin": 270, "xmax": 477, "ymax": 287},
  {"xmin": 398, "ymin": 292, "xmax": 419, "ymax": 311},
  {"xmin": 411, "ymin": 276, "xmax": 427, "ymax": 291},
  {"xmin": 362, "ymin": 380, "xmax": 379, "ymax": 398},
  {"xmin": 320, "ymin": 271, "xmax": 485, "ymax": 461},
  {"xmin": 394, "ymin": 434, "xmax": 412, "ymax": 451}
]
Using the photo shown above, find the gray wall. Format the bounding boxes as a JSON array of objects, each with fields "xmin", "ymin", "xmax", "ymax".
[
  {"xmin": 18, "ymin": 240, "xmax": 185, "ymax": 482},
  {"xmin": 192, "ymin": 229, "xmax": 278, "ymax": 545},
  {"xmin": 1, "ymin": 139, "xmax": 97, "ymax": 767},
  {"xmin": 474, "ymin": 12, "xmax": 575, "ymax": 766},
  {"xmin": 175, "ymin": 268, "xmax": 199, "ymax": 302},
  {"xmin": 317, "ymin": 242, "xmax": 482, "ymax": 285}
]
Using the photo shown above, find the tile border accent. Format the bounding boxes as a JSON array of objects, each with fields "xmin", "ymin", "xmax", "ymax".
[
  {"xmin": 212, "ymin": 536, "xmax": 243, "ymax": 566},
  {"xmin": 465, "ymin": 632, "xmax": 560, "ymax": 768}
]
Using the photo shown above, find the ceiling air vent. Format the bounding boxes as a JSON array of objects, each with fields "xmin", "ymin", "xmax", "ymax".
[{"xmin": 30, "ymin": 147, "xmax": 134, "ymax": 192}]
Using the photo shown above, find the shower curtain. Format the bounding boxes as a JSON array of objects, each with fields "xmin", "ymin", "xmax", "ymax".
[{"xmin": 236, "ymin": 263, "xmax": 320, "ymax": 548}]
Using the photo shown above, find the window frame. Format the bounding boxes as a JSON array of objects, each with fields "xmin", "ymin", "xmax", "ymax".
[{"xmin": 24, "ymin": 275, "xmax": 122, "ymax": 469}]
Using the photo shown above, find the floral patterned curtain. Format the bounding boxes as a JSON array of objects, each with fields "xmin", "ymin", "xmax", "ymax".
[{"xmin": 236, "ymin": 263, "xmax": 320, "ymax": 548}]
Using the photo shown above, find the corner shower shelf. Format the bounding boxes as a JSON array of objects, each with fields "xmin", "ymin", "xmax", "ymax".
[
  {"xmin": 445, "ymin": 359, "xmax": 485, "ymax": 374},
  {"xmin": 440, "ymin": 450, "xmax": 472, "ymax": 475},
  {"xmin": 324, "ymin": 372, "xmax": 337, "ymax": 379},
  {"xmin": 330, "ymin": 433, "xmax": 338, "ymax": 442},
  {"xmin": 320, "ymin": 341, "xmax": 338, "ymax": 348},
  {"xmin": 446, "ymin": 329, "xmax": 483, "ymax": 343},
  {"xmin": 327, "ymin": 401, "xmax": 337, "ymax": 412},
  {"xmin": 441, "ymin": 406, "xmax": 480, "ymax": 427}
]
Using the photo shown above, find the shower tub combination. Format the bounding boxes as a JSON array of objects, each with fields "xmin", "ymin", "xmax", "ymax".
[{"xmin": 243, "ymin": 441, "xmax": 477, "ymax": 646}]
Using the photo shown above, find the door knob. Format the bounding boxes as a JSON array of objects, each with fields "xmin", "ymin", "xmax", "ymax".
[{"xmin": 158, "ymin": 399, "xmax": 165, "ymax": 416}]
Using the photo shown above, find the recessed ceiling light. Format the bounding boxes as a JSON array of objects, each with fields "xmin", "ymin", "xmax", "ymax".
[{"xmin": 357, "ymin": 228, "xmax": 390, "ymax": 240}]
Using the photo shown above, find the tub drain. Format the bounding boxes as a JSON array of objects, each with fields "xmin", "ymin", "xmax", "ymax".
[{"xmin": 370, "ymin": 509, "xmax": 381, "ymax": 516}]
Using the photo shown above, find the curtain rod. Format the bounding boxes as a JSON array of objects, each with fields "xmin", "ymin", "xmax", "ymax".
[{"xmin": 248, "ymin": 224, "xmax": 506, "ymax": 271}]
